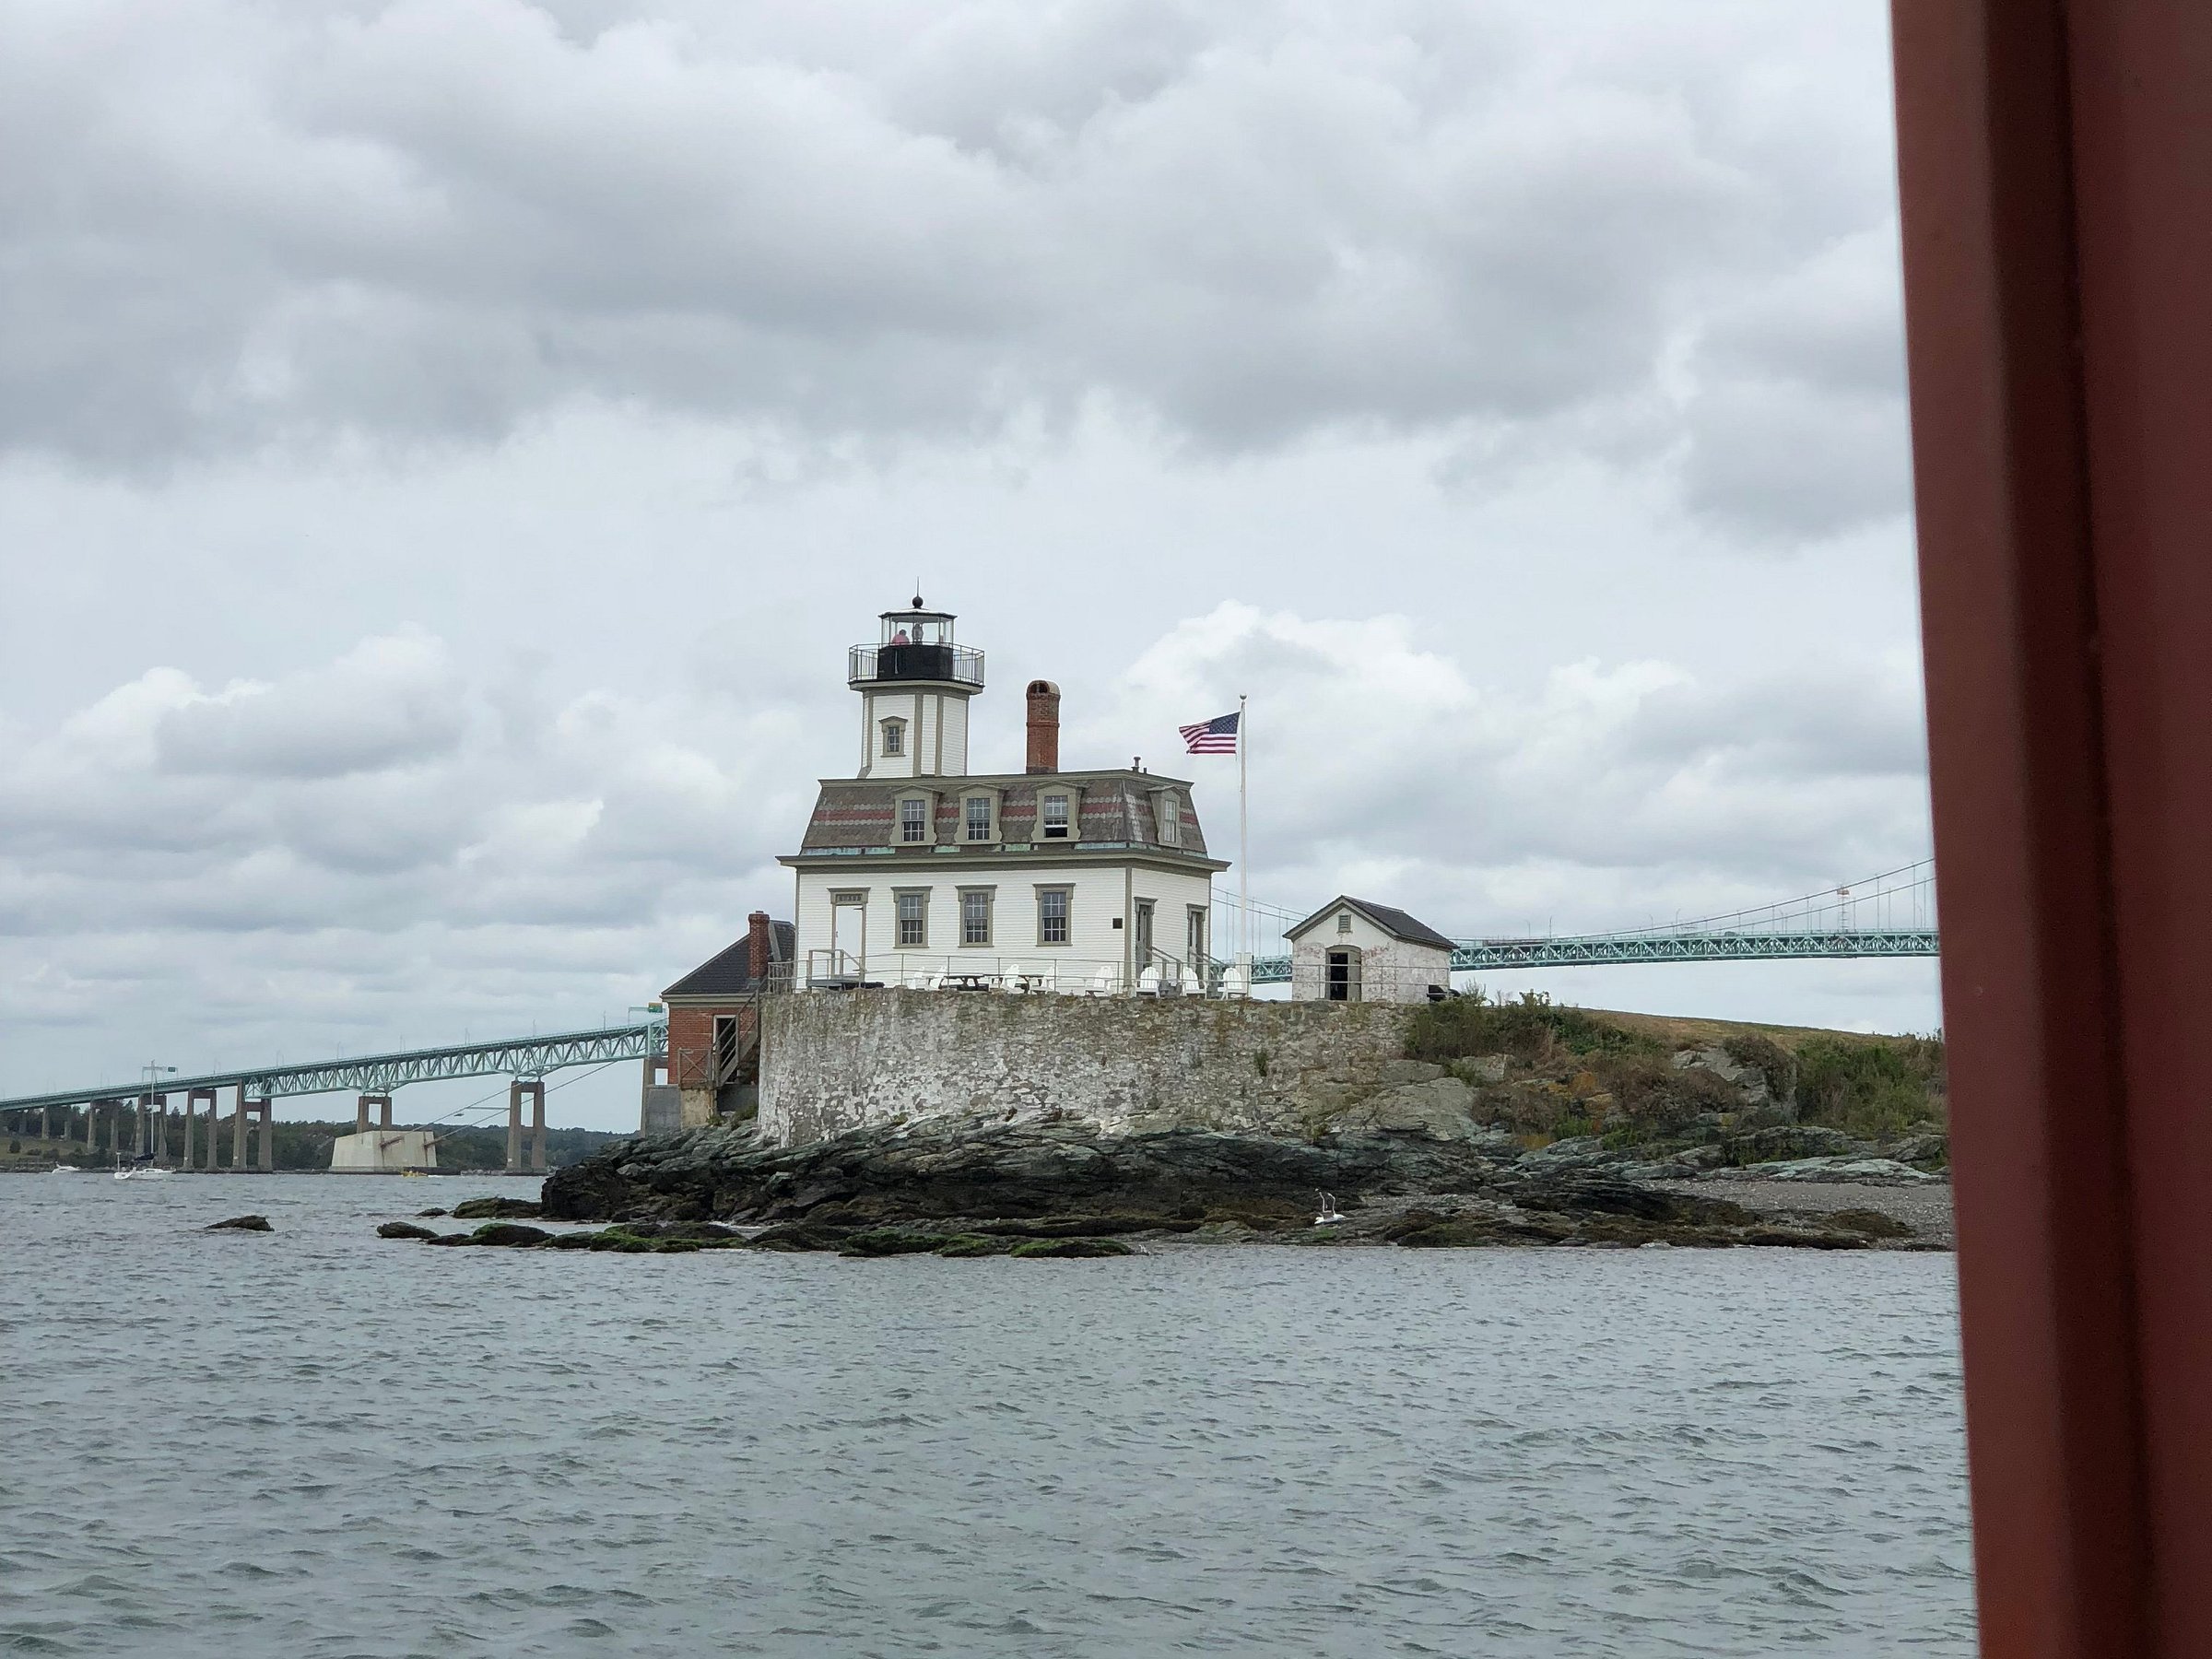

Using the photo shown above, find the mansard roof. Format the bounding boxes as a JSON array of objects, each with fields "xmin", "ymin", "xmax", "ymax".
[
  {"xmin": 791, "ymin": 769, "xmax": 1212, "ymax": 858},
  {"xmin": 1286, "ymin": 897, "xmax": 1457, "ymax": 951},
  {"xmin": 663, "ymin": 922, "xmax": 795, "ymax": 998}
]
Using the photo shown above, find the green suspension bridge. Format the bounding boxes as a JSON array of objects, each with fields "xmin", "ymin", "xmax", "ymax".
[{"xmin": 0, "ymin": 860, "xmax": 1937, "ymax": 1130}]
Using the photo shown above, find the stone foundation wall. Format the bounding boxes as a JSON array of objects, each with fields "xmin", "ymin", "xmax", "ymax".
[{"xmin": 758, "ymin": 990, "xmax": 1417, "ymax": 1147}]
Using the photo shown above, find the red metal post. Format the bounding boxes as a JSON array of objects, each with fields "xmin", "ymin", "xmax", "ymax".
[{"xmin": 1891, "ymin": 5, "xmax": 2212, "ymax": 1654}]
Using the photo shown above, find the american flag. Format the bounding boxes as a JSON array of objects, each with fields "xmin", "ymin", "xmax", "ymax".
[{"xmin": 1179, "ymin": 711, "xmax": 1241, "ymax": 754}]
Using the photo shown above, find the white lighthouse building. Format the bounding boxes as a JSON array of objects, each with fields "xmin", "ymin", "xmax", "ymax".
[{"xmin": 781, "ymin": 598, "xmax": 1228, "ymax": 994}]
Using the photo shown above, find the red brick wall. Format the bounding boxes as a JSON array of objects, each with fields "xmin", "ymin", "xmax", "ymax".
[{"xmin": 667, "ymin": 1003, "xmax": 759, "ymax": 1088}]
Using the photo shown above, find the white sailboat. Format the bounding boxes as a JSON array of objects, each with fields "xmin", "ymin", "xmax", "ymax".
[{"xmin": 1314, "ymin": 1191, "xmax": 1347, "ymax": 1226}]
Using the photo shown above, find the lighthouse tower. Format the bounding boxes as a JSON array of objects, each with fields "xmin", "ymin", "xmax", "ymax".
[{"xmin": 848, "ymin": 596, "xmax": 984, "ymax": 780}]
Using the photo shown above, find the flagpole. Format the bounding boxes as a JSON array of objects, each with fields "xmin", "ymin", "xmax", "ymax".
[{"xmin": 1238, "ymin": 692, "xmax": 1249, "ymax": 991}]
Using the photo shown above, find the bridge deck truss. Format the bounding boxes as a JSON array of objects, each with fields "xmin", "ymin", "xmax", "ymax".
[{"xmin": 0, "ymin": 1021, "xmax": 669, "ymax": 1117}]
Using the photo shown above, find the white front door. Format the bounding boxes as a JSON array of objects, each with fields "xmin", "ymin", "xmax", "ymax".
[{"xmin": 831, "ymin": 893, "xmax": 866, "ymax": 975}]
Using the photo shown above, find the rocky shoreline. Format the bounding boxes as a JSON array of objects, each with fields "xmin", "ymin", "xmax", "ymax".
[{"xmin": 456, "ymin": 1115, "xmax": 1955, "ymax": 1254}]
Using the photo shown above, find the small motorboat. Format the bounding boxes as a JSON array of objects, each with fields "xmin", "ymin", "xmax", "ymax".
[
  {"xmin": 49, "ymin": 1162, "xmax": 78, "ymax": 1175},
  {"xmin": 1314, "ymin": 1191, "xmax": 1347, "ymax": 1226},
  {"xmin": 113, "ymin": 1161, "xmax": 172, "ymax": 1182}
]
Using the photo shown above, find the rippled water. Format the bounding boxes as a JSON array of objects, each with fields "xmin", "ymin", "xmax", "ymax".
[{"xmin": 3, "ymin": 1174, "xmax": 1977, "ymax": 1656}]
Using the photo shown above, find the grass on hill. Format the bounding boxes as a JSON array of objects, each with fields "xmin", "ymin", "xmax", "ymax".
[{"xmin": 1406, "ymin": 989, "xmax": 1947, "ymax": 1145}]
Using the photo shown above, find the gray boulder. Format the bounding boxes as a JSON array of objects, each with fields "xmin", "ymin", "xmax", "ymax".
[
  {"xmin": 1331, "ymin": 1076, "xmax": 1508, "ymax": 1144},
  {"xmin": 1673, "ymin": 1047, "xmax": 1771, "ymax": 1106},
  {"xmin": 452, "ymin": 1196, "xmax": 543, "ymax": 1219}
]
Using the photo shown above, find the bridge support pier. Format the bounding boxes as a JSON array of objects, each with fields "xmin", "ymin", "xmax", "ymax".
[
  {"xmin": 231, "ymin": 1085, "xmax": 247, "ymax": 1170},
  {"xmin": 184, "ymin": 1088, "xmax": 214, "ymax": 1171},
  {"xmin": 253, "ymin": 1098, "xmax": 273, "ymax": 1171},
  {"xmin": 508, "ymin": 1080, "xmax": 546, "ymax": 1173}
]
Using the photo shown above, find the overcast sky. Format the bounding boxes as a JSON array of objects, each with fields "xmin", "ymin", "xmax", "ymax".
[{"xmin": 0, "ymin": 0, "xmax": 1936, "ymax": 1131}]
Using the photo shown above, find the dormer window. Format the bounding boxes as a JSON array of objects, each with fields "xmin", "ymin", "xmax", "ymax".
[
  {"xmin": 899, "ymin": 796, "xmax": 930, "ymax": 843},
  {"xmin": 1153, "ymin": 791, "xmax": 1182, "ymax": 846},
  {"xmin": 965, "ymin": 795, "xmax": 993, "ymax": 841},
  {"xmin": 1041, "ymin": 793, "xmax": 1071, "ymax": 839},
  {"xmin": 879, "ymin": 718, "xmax": 906, "ymax": 758}
]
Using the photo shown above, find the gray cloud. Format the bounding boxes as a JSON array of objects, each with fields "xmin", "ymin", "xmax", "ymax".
[{"xmin": 0, "ymin": 0, "xmax": 1908, "ymax": 541}]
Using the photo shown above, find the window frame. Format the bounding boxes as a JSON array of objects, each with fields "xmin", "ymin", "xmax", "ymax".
[
  {"xmin": 1041, "ymin": 792, "xmax": 1072, "ymax": 840},
  {"xmin": 1036, "ymin": 884, "xmax": 1073, "ymax": 947},
  {"xmin": 1153, "ymin": 789, "xmax": 1182, "ymax": 846},
  {"xmin": 961, "ymin": 792, "xmax": 999, "ymax": 844},
  {"xmin": 879, "ymin": 716, "xmax": 907, "ymax": 758},
  {"xmin": 893, "ymin": 888, "xmax": 930, "ymax": 948},
  {"xmin": 958, "ymin": 886, "xmax": 995, "ymax": 947},
  {"xmin": 897, "ymin": 794, "xmax": 932, "ymax": 844}
]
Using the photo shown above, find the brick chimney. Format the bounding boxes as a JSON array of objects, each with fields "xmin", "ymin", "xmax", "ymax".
[
  {"xmin": 1025, "ymin": 679, "xmax": 1061, "ymax": 773},
  {"xmin": 747, "ymin": 911, "xmax": 772, "ymax": 982}
]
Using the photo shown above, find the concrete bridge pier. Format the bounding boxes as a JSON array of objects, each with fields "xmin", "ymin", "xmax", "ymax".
[
  {"xmin": 227, "ymin": 1087, "xmax": 272, "ymax": 1170},
  {"xmin": 507, "ymin": 1080, "xmax": 547, "ymax": 1173},
  {"xmin": 185, "ymin": 1088, "xmax": 215, "ymax": 1170},
  {"xmin": 183, "ymin": 1092, "xmax": 208, "ymax": 1168}
]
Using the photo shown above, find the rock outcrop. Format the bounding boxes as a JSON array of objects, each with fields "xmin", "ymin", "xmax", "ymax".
[
  {"xmin": 206, "ymin": 1215, "xmax": 272, "ymax": 1232},
  {"xmin": 543, "ymin": 1118, "xmax": 1514, "ymax": 1228},
  {"xmin": 536, "ymin": 1117, "xmax": 1915, "ymax": 1250},
  {"xmin": 451, "ymin": 1196, "xmax": 543, "ymax": 1219}
]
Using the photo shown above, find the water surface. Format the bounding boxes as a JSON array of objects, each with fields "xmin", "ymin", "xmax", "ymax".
[{"xmin": 3, "ymin": 1175, "xmax": 1976, "ymax": 1656}]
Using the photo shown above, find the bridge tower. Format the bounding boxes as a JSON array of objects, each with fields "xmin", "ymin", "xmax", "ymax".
[{"xmin": 507, "ymin": 1079, "xmax": 547, "ymax": 1173}]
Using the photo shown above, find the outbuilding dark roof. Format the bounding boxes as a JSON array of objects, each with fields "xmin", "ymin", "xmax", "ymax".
[
  {"xmin": 663, "ymin": 922, "xmax": 794, "ymax": 998},
  {"xmin": 1286, "ymin": 897, "xmax": 1457, "ymax": 951}
]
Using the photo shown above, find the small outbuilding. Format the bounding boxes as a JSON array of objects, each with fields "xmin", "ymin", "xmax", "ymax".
[
  {"xmin": 1286, "ymin": 897, "xmax": 1456, "ymax": 1004},
  {"xmin": 656, "ymin": 911, "xmax": 795, "ymax": 1131}
]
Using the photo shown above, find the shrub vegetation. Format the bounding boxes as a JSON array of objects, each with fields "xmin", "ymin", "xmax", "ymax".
[
  {"xmin": 1793, "ymin": 1034, "xmax": 1947, "ymax": 1140},
  {"xmin": 1406, "ymin": 990, "xmax": 1662, "ymax": 1065}
]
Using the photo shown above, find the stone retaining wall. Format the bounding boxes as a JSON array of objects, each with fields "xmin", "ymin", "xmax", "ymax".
[{"xmin": 758, "ymin": 991, "xmax": 1416, "ymax": 1147}]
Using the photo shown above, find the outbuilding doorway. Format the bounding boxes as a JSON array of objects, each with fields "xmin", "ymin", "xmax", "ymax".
[{"xmin": 1325, "ymin": 947, "xmax": 1362, "ymax": 1003}]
